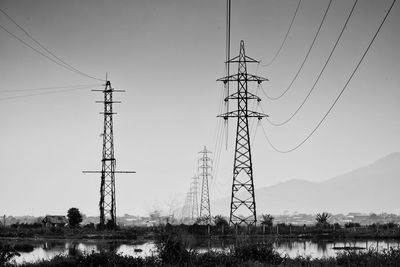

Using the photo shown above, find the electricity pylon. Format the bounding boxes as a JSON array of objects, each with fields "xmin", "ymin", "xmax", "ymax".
[
  {"xmin": 217, "ymin": 40, "xmax": 269, "ymax": 226},
  {"xmin": 83, "ymin": 80, "xmax": 135, "ymax": 227},
  {"xmin": 198, "ymin": 146, "xmax": 212, "ymax": 224},
  {"xmin": 190, "ymin": 174, "xmax": 200, "ymax": 221},
  {"xmin": 182, "ymin": 191, "xmax": 192, "ymax": 222}
]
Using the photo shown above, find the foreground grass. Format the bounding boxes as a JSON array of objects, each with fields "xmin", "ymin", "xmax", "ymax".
[{"xmin": 3, "ymin": 234, "xmax": 400, "ymax": 266}]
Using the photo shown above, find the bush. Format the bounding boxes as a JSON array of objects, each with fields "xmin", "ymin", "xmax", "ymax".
[
  {"xmin": 155, "ymin": 233, "xmax": 193, "ymax": 265},
  {"xmin": 345, "ymin": 222, "xmax": 361, "ymax": 228},
  {"xmin": 232, "ymin": 241, "xmax": 283, "ymax": 264},
  {"xmin": 0, "ymin": 242, "xmax": 20, "ymax": 265}
]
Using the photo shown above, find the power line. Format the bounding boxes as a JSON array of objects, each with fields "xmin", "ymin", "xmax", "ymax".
[
  {"xmin": 0, "ymin": 85, "xmax": 95, "ymax": 101},
  {"xmin": 264, "ymin": 0, "xmax": 358, "ymax": 126},
  {"xmin": 261, "ymin": 0, "xmax": 396, "ymax": 153},
  {"xmin": 264, "ymin": 0, "xmax": 333, "ymax": 101},
  {"xmin": 0, "ymin": 8, "xmax": 104, "ymax": 81},
  {"xmin": 0, "ymin": 83, "xmax": 100, "ymax": 93},
  {"xmin": 260, "ymin": 0, "xmax": 302, "ymax": 67}
]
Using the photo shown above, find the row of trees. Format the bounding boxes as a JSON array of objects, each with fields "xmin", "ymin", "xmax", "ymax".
[
  {"xmin": 193, "ymin": 212, "xmax": 332, "ymax": 227},
  {"xmin": 64, "ymin": 207, "xmax": 330, "ymax": 228}
]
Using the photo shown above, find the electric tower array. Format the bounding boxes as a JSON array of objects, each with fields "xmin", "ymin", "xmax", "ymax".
[
  {"xmin": 217, "ymin": 41, "xmax": 268, "ymax": 226},
  {"xmin": 198, "ymin": 146, "xmax": 212, "ymax": 224},
  {"xmin": 83, "ymin": 80, "xmax": 135, "ymax": 227}
]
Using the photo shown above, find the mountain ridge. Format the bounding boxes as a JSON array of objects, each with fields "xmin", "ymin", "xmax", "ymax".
[{"xmin": 211, "ymin": 152, "xmax": 400, "ymax": 215}]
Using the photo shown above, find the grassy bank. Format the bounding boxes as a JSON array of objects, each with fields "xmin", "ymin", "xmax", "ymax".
[{"xmin": 2, "ymin": 234, "xmax": 400, "ymax": 266}]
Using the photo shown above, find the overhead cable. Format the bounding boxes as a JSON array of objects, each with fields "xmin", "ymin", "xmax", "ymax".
[
  {"xmin": 0, "ymin": 8, "xmax": 104, "ymax": 81},
  {"xmin": 260, "ymin": 0, "xmax": 302, "ymax": 67},
  {"xmin": 261, "ymin": 0, "xmax": 396, "ymax": 153},
  {"xmin": 264, "ymin": 0, "xmax": 333, "ymax": 101},
  {"xmin": 0, "ymin": 85, "xmax": 95, "ymax": 101},
  {"xmin": 0, "ymin": 83, "xmax": 100, "ymax": 93},
  {"xmin": 265, "ymin": 0, "xmax": 359, "ymax": 127}
]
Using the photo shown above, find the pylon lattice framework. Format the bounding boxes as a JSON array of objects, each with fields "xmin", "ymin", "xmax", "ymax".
[
  {"xmin": 198, "ymin": 146, "xmax": 212, "ymax": 224},
  {"xmin": 190, "ymin": 175, "xmax": 200, "ymax": 221},
  {"xmin": 83, "ymin": 80, "xmax": 135, "ymax": 227},
  {"xmin": 217, "ymin": 40, "xmax": 269, "ymax": 226}
]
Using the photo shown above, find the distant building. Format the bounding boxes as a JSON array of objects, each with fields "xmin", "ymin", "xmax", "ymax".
[{"xmin": 42, "ymin": 215, "xmax": 68, "ymax": 227}]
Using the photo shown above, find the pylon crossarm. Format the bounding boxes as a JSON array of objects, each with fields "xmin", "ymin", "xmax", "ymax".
[
  {"xmin": 217, "ymin": 73, "xmax": 268, "ymax": 83},
  {"xmin": 83, "ymin": 171, "xmax": 135, "ymax": 174},
  {"xmin": 96, "ymin": 101, "xmax": 122, "ymax": 104},
  {"xmin": 92, "ymin": 89, "xmax": 125, "ymax": 93},
  {"xmin": 217, "ymin": 110, "xmax": 268, "ymax": 119},
  {"xmin": 224, "ymin": 91, "xmax": 261, "ymax": 101},
  {"xmin": 225, "ymin": 54, "xmax": 259, "ymax": 64}
]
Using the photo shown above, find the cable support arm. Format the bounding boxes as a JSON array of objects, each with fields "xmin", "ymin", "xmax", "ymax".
[
  {"xmin": 96, "ymin": 101, "xmax": 122, "ymax": 104},
  {"xmin": 226, "ymin": 55, "xmax": 260, "ymax": 64},
  {"xmin": 92, "ymin": 89, "xmax": 126, "ymax": 93},
  {"xmin": 218, "ymin": 110, "xmax": 268, "ymax": 120},
  {"xmin": 217, "ymin": 73, "xmax": 269, "ymax": 84},
  {"xmin": 224, "ymin": 91, "xmax": 261, "ymax": 102},
  {"xmin": 83, "ymin": 171, "xmax": 136, "ymax": 174}
]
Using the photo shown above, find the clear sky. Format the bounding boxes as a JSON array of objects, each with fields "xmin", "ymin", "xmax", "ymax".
[{"xmin": 1, "ymin": 0, "xmax": 399, "ymax": 217}]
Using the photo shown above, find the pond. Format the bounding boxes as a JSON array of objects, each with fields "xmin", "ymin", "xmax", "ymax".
[{"xmin": 4, "ymin": 238, "xmax": 400, "ymax": 265}]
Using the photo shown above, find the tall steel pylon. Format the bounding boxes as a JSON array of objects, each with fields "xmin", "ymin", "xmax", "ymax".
[
  {"xmin": 198, "ymin": 146, "xmax": 212, "ymax": 224},
  {"xmin": 217, "ymin": 41, "xmax": 269, "ymax": 226},
  {"xmin": 83, "ymin": 80, "xmax": 135, "ymax": 227}
]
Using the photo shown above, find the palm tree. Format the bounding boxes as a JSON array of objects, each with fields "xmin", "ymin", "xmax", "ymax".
[
  {"xmin": 213, "ymin": 215, "xmax": 228, "ymax": 227},
  {"xmin": 260, "ymin": 214, "xmax": 274, "ymax": 227},
  {"xmin": 315, "ymin": 212, "xmax": 331, "ymax": 226}
]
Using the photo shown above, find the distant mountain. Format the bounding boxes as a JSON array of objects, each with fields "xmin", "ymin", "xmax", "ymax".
[{"xmin": 211, "ymin": 153, "xmax": 400, "ymax": 216}]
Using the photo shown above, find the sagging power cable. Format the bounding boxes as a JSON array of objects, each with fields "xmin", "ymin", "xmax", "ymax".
[
  {"xmin": 265, "ymin": 0, "xmax": 358, "ymax": 126},
  {"xmin": 261, "ymin": 0, "xmax": 396, "ymax": 153},
  {"xmin": 264, "ymin": 0, "xmax": 333, "ymax": 101},
  {"xmin": 260, "ymin": 0, "xmax": 302, "ymax": 67},
  {"xmin": 0, "ymin": 8, "xmax": 104, "ymax": 81}
]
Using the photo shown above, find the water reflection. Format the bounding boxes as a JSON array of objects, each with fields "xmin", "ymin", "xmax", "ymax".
[{"xmin": 5, "ymin": 238, "xmax": 400, "ymax": 264}]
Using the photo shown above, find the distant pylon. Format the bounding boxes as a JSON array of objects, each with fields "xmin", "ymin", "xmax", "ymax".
[
  {"xmin": 198, "ymin": 146, "xmax": 212, "ymax": 224},
  {"xmin": 217, "ymin": 41, "xmax": 269, "ymax": 226},
  {"xmin": 83, "ymin": 80, "xmax": 135, "ymax": 227},
  {"xmin": 190, "ymin": 175, "xmax": 200, "ymax": 221}
]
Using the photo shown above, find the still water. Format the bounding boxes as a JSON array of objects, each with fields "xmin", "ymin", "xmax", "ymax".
[{"xmin": 5, "ymin": 238, "xmax": 400, "ymax": 265}]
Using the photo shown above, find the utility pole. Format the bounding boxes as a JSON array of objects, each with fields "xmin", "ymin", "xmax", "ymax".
[
  {"xmin": 217, "ymin": 40, "xmax": 269, "ymax": 226},
  {"xmin": 198, "ymin": 146, "xmax": 212, "ymax": 224},
  {"xmin": 83, "ymin": 80, "xmax": 135, "ymax": 228}
]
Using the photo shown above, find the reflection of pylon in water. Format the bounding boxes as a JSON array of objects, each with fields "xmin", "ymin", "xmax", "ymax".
[
  {"xmin": 198, "ymin": 146, "xmax": 212, "ymax": 224},
  {"xmin": 83, "ymin": 80, "xmax": 135, "ymax": 227},
  {"xmin": 217, "ymin": 41, "xmax": 269, "ymax": 226}
]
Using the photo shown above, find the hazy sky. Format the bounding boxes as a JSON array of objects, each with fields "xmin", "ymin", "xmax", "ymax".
[{"xmin": 1, "ymin": 0, "xmax": 399, "ymax": 217}]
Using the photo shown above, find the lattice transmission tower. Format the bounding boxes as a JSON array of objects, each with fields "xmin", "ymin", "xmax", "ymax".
[
  {"xmin": 182, "ymin": 190, "xmax": 192, "ymax": 222},
  {"xmin": 198, "ymin": 146, "xmax": 212, "ymax": 224},
  {"xmin": 190, "ymin": 174, "xmax": 200, "ymax": 221},
  {"xmin": 83, "ymin": 80, "xmax": 135, "ymax": 227},
  {"xmin": 217, "ymin": 41, "xmax": 269, "ymax": 226}
]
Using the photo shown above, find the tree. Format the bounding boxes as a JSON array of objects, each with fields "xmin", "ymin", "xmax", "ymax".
[
  {"xmin": 315, "ymin": 212, "xmax": 331, "ymax": 227},
  {"xmin": 195, "ymin": 216, "xmax": 211, "ymax": 225},
  {"xmin": 260, "ymin": 214, "xmax": 274, "ymax": 227},
  {"xmin": 67, "ymin": 208, "xmax": 82, "ymax": 228},
  {"xmin": 213, "ymin": 215, "xmax": 228, "ymax": 227}
]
